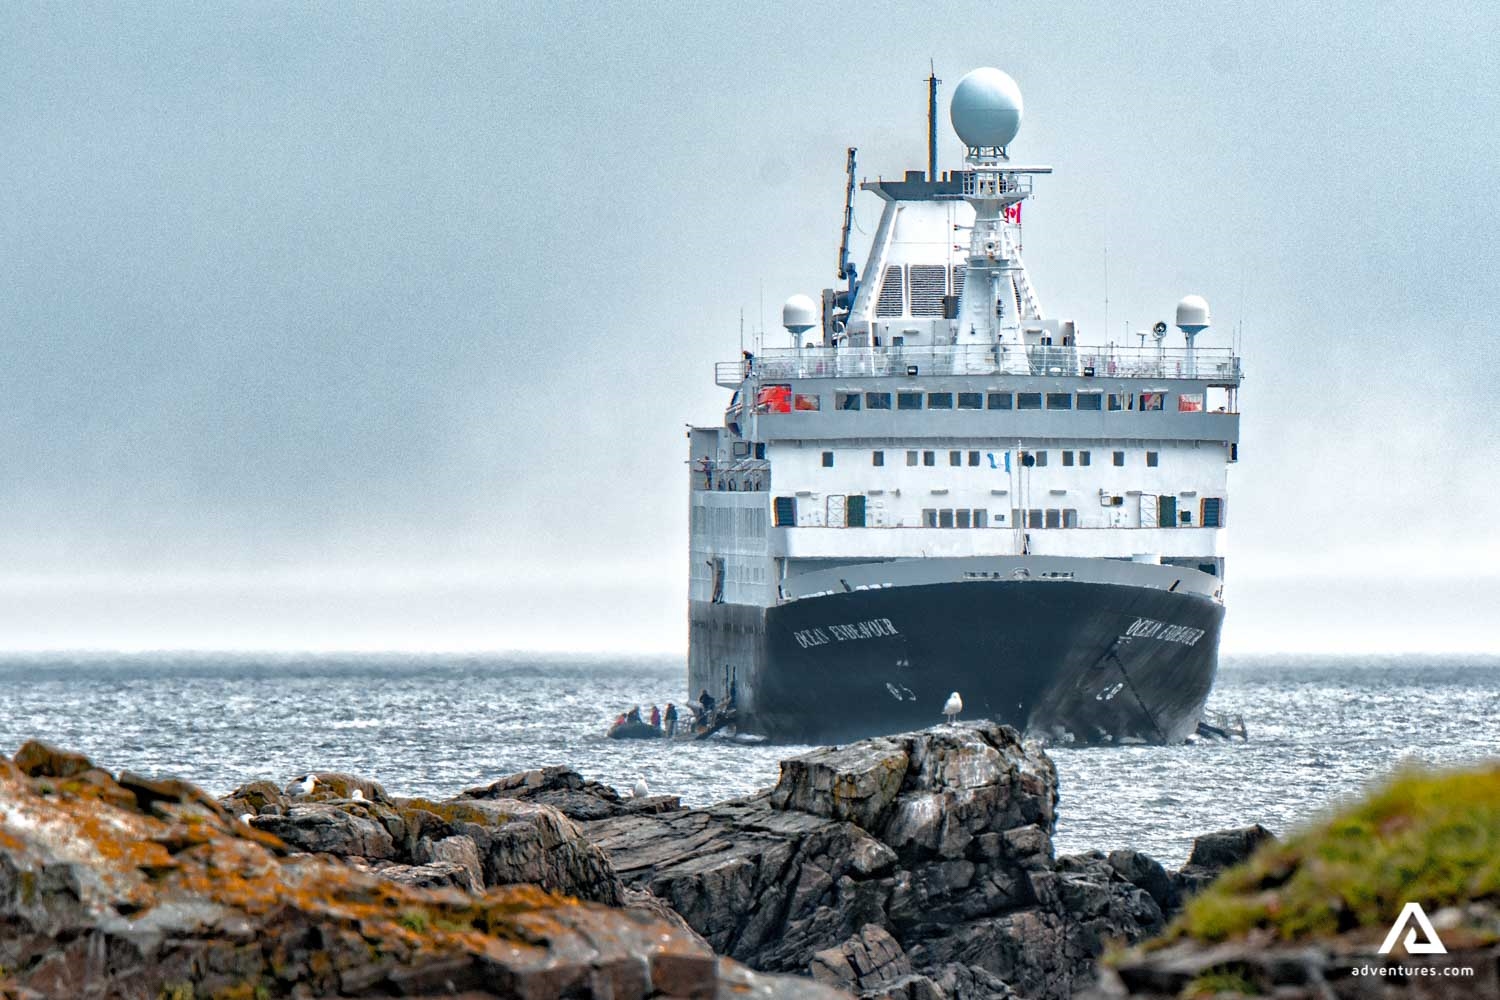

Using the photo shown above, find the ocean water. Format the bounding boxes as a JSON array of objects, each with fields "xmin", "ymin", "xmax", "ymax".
[{"xmin": 1, "ymin": 652, "xmax": 1495, "ymax": 867}]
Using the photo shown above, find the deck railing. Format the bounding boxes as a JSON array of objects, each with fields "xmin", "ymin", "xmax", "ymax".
[{"xmin": 716, "ymin": 344, "xmax": 1240, "ymax": 387}]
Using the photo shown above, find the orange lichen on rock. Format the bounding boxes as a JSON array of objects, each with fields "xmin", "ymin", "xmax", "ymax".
[{"xmin": 0, "ymin": 741, "xmax": 847, "ymax": 999}]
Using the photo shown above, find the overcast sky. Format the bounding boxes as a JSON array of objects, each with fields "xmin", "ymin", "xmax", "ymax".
[{"xmin": 1, "ymin": 2, "xmax": 1495, "ymax": 653}]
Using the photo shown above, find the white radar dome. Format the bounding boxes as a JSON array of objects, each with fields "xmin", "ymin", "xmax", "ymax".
[
  {"xmin": 950, "ymin": 67, "xmax": 1024, "ymax": 149},
  {"xmin": 782, "ymin": 294, "xmax": 818, "ymax": 334},
  {"xmin": 1174, "ymin": 294, "xmax": 1211, "ymax": 331}
]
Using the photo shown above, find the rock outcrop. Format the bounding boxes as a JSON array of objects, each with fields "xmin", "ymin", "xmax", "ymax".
[
  {"xmin": 223, "ymin": 765, "xmax": 628, "ymax": 905},
  {"xmin": 587, "ymin": 722, "xmax": 1171, "ymax": 1000},
  {"xmin": 1, "ymin": 740, "xmax": 846, "ymax": 999}
]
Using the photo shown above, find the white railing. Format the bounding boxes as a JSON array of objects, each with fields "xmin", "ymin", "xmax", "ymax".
[{"xmin": 716, "ymin": 344, "xmax": 1240, "ymax": 386}]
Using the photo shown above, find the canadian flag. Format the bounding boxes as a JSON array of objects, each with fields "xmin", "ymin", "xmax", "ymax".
[{"xmin": 1002, "ymin": 203, "xmax": 1022, "ymax": 224}]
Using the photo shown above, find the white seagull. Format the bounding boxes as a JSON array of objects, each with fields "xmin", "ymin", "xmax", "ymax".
[
  {"xmin": 239, "ymin": 812, "xmax": 255, "ymax": 825},
  {"xmin": 631, "ymin": 776, "xmax": 649, "ymax": 798},
  {"xmin": 943, "ymin": 691, "xmax": 964, "ymax": 725},
  {"xmin": 295, "ymin": 774, "xmax": 317, "ymax": 796},
  {"xmin": 351, "ymin": 788, "xmax": 365, "ymax": 802}
]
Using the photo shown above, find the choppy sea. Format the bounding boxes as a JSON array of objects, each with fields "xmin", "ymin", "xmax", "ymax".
[{"xmin": 2, "ymin": 653, "xmax": 1495, "ymax": 867}]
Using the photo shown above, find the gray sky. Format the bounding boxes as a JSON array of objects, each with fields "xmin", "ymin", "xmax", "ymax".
[{"xmin": 1, "ymin": 2, "xmax": 1495, "ymax": 653}]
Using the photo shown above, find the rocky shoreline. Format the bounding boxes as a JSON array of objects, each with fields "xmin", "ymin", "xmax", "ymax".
[{"xmin": 0, "ymin": 726, "xmax": 1270, "ymax": 998}]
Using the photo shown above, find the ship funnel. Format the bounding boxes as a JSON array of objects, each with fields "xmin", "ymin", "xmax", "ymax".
[{"xmin": 782, "ymin": 294, "xmax": 818, "ymax": 338}]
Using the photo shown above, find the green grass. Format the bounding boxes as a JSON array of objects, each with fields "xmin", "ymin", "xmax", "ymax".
[
  {"xmin": 1182, "ymin": 966, "xmax": 1259, "ymax": 997},
  {"xmin": 1167, "ymin": 763, "xmax": 1500, "ymax": 945}
]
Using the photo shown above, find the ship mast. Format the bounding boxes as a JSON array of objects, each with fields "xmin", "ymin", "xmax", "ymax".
[{"xmin": 949, "ymin": 69, "xmax": 1050, "ymax": 353}]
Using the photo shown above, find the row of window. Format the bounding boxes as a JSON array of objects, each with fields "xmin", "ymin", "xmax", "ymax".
[
  {"xmin": 826, "ymin": 449, "xmax": 1159, "ymax": 468},
  {"xmin": 770, "ymin": 496, "xmax": 1225, "ymax": 529},
  {"xmin": 829, "ymin": 390, "xmax": 1199, "ymax": 412}
]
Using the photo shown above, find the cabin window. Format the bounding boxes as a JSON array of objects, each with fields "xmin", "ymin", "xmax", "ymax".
[
  {"xmin": 927, "ymin": 392, "xmax": 953, "ymax": 409},
  {"xmin": 939, "ymin": 509, "xmax": 954, "ymax": 528},
  {"xmin": 836, "ymin": 392, "xmax": 862, "ymax": 411},
  {"xmin": 906, "ymin": 450, "xmax": 919, "ymax": 466},
  {"xmin": 872, "ymin": 450, "xmax": 884, "ymax": 467},
  {"xmin": 1201, "ymin": 497, "xmax": 1224, "ymax": 527},
  {"xmin": 1229, "ymin": 442, "xmax": 1238, "ymax": 462},
  {"xmin": 847, "ymin": 495, "xmax": 867, "ymax": 527},
  {"xmin": 1034, "ymin": 450, "xmax": 1048, "ymax": 467},
  {"xmin": 1141, "ymin": 392, "xmax": 1165, "ymax": 411},
  {"xmin": 1113, "ymin": 450, "xmax": 1125, "ymax": 466},
  {"xmin": 1079, "ymin": 450, "xmax": 1091, "ymax": 466},
  {"xmin": 956, "ymin": 509, "xmax": 971, "ymax": 528},
  {"xmin": 987, "ymin": 392, "xmax": 1013, "ymax": 410},
  {"xmin": 949, "ymin": 450, "xmax": 962, "ymax": 467},
  {"xmin": 1077, "ymin": 392, "xmax": 1103, "ymax": 411},
  {"xmin": 958, "ymin": 392, "xmax": 983, "ymax": 409},
  {"xmin": 793, "ymin": 393, "xmax": 820, "ymax": 411},
  {"xmin": 821, "ymin": 451, "xmax": 834, "ymax": 468},
  {"xmin": 898, "ymin": 391, "xmax": 923, "ymax": 410},
  {"xmin": 866, "ymin": 391, "xmax": 892, "ymax": 409},
  {"xmin": 974, "ymin": 509, "xmax": 989, "ymax": 528},
  {"xmin": 756, "ymin": 384, "xmax": 792, "ymax": 413},
  {"xmin": 1046, "ymin": 392, "xmax": 1072, "ymax": 410},
  {"xmin": 1146, "ymin": 451, "xmax": 1159, "ymax": 467},
  {"xmin": 1178, "ymin": 392, "xmax": 1204, "ymax": 412},
  {"xmin": 1063, "ymin": 509, "xmax": 1079, "ymax": 528},
  {"xmin": 923, "ymin": 450, "xmax": 936, "ymax": 466},
  {"xmin": 1017, "ymin": 392, "xmax": 1042, "ymax": 410},
  {"xmin": 1108, "ymin": 392, "xmax": 1131, "ymax": 411},
  {"xmin": 773, "ymin": 496, "xmax": 797, "ymax": 526},
  {"xmin": 1062, "ymin": 450, "xmax": 1074, "ymax": 467},
  {"xmin": 1027, "ymin": 509, "xmax": 1044, "ymax": 528},
  {"xmin": 1045, "ymin": 509, "xmax": 1062, "ymax": 528},
  {"xmin": 1180, "ymin": 509, "xmax": 1193, "ymax": 525},
  {"xmin": 968, "ymin": 450, "xmax": 980, "ymax": 466},
  {"xmin": 923, "ymin": 508, "xmax": 938, "ymax": 528}
]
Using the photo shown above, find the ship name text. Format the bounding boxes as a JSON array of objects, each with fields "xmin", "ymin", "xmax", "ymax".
[
  {"xmin": 1124, "ymin": 617, "xmax": 1205, "ymax": 646},
  {"xmin": 794, "ymin": 618, "xmax": 901, "ymax": 648}
]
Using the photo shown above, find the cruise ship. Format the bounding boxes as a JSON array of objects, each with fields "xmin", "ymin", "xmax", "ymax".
[{"xmin": 686, "ymin": 68, "xmax": 1242, "ymax": 745}]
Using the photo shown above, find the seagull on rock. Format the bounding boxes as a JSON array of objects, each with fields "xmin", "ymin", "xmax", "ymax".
[
  {"xmin": 351, "ymin": 788, "xmax": 365, "ymax": 802},
  {"xmin": 943, "ymin": 691, "xmax": 964, "ymax": 725},
  {"xmin": 295, "ymin": 774, "xmax": 317, "ymax": 796},
  {"xmin": 631, "ymin": 776, "xmax": 649, "ymax": 799}
]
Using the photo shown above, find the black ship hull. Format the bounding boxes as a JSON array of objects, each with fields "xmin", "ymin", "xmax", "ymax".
[{"xmin": 690, "ymin": 575, "xmax": 1223, "ymax": 745}]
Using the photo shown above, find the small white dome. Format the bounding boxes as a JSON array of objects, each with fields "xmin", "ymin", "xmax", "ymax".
[
  {"xmin": 782, "ymin": 294, "xmax": 818, "ymax": 334},
  {"xmin": 950, "ymin": 68, "xmax": 1024, "ymax": 149},
  {"xmin": 1175, "ymin": 294, "xmax": 1211, "ymax": 330}
]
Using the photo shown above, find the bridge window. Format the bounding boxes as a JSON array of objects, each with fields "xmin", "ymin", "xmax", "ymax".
[
  {"xmin": 1108, "ymin": 392, "xmax": 1131, "ymax": 411},
  {"xmin": 821, "ymin": 451, "xmax": 834, "ymax": 468},
  {"xmin": 958, "ymin": 392, "xmax": 983, "ymax": 409},
  {"xmin": 987, "ymin": 392, "xmax": 1013, "ymax": 410},
  {"xmin": 866, "ymin": 392, "xmax": 892, "ymax": 409},
  {"xmin": 1146, "ymin": 451, "xmax": 1159, "ymax": 467},
  {"xmin": 928, "ymin": 392, "xmax": 953, "ymax": 409},
  {"xmin": 1079, "ymin": 450, "xmax": 1091, "ymax": 466},
  {"xmin": 949, "ymin": 450, "xmax": 962, "ymax": 467},
  {"xmin": 1017, "ymin": 392, "xmax": 1042, "ymax": 410},
  {"xmin": 906, "ymin": 450, "xmax": 919, "ymax": 466},
  {"xmin": 923, "ymin": 508, "xmax": 937, "ymax": 528},
  {"xmin": 1027, "ymin": 509, "xmax": 1043, "ymax": 528},
  {"xmin": 923, "ymin": 450, "xmax": 935, "ymax": 466},
  {"xmin": 836, "ymin": 392, "xmax": 861, "ymax": 411},
  {"xmin": 1062, "ymin": 450, "xmax": 1074, "ymax": 466},
  {"xmin": 968, "ymin": 450, "xmax": 980, "ymax": 466},
  {"xmin": 1063, "ymin": 509, "xmax": 1079, "ymax": 527},
  {"xmin": 1141, "ymin": 392, "xmax": 1165, "ymax": 411},
  {"xmin": 1077, "ymin": 392, "xmax": 1103, "ymax": 411},
  {"xmin": 1178, "ymin": 392, "xmax": 1204, "ymax": 412},
  {"xmin": 1113, "ymin": 451, "xmax": 1125, "ymax": 466},
  {"xmin": 897, "ymin": 391, "xmax": 923, "ymax": 410},
  {"xmin": 939, "ymin": 509, "xmax": 954, "ymax": 528},
  {"xmin": 872, "ymin": 450, "xmax": 885, "ymax": 467},
  {"xmin": 1046, "ymin": 393, "xmax": 1072, "ymax": 410},
  {"xmin": 956, "ymin": 509, "xmax": 971, "ymax": 528},
  {"xmin": 974, "ymin": 509, "xmax": 989, "ymax": 527},
  {"xmin": 794, "ymin": 393, "xmax": 820, "ymax": 411},
  {"xmin": 1045, "ymin": 509, "xmax": 1061, "ymax": 528}
]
